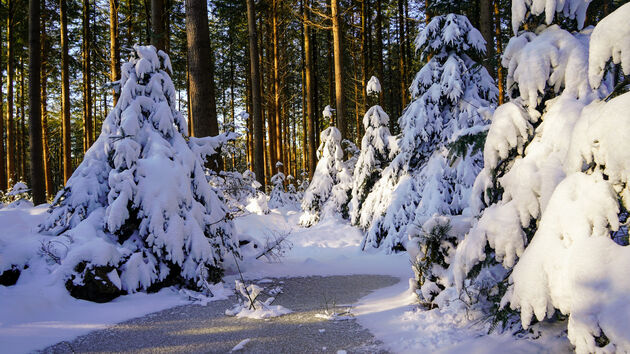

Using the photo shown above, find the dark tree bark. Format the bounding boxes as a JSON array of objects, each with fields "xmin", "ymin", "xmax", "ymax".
[
  {"xmin": 185, "ymin": 0, "xmax": 221, "ymax": 172},
  {"xmin": 41, "ymin": 1, "xmax": 53, "ymax": 199},
  {"xmin": 82, "ymin": 0, "xmax": 93, "ymax": 152},
  {"xmin": 29, "ymin": 0, "xmax": 46, "ymax": 204},
  {"xmin": 151, "ymin": 0, "xmax": 166, "ymax": 51},
  {"xmin": 375, "ymin": 0, "xmax": 384, "ymax": 106},
  {"xmin": 331, "ymin": 0, "xmax": 346, "ymax": 139},
  {"xmin": 272, "ymin": 0, "xmax": 284, "ymax": 174},
  {"xmin": 246, "ymin": 0, "xmax": 265, "ymax": 187},
  {"xmin": 479, "ymin": 0, "xmax": 494, "ymax": 75},
  {"xmin": 60, "ymin": 0, "xmax": 72, "ymax": 183},
  {"xmin": 110, "ymin": 0, "xmax": 121, "ymax": 106},
  {"xmin": 397, "ymin": 0, "xmax": 407, "ymax": 109},
  {"xmin": 0, "ymin": 12, "xmax": 5, "ymax": 190},
  {"xmin": 494, "ymin": 0, "xmax": 505, "ymax": 104},
  {"xmin": 6, "ymin": 0, "xmax": 16, "ymax": 187},
  {"xmin": 303, "ymin": 0, "xmax": 317, "ymax": 178}
]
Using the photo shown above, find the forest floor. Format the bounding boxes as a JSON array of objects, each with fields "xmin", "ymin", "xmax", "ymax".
[
  {"xmin": 1, "ymin": 205, "xmax": 571, "ymax": 353},
  {"xmin": 42, "ymin": 275, "xmax": 398, "ymax": 353}
]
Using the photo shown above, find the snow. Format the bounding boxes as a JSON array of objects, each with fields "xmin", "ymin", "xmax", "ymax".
[
  {"xmin": 366, "ymin": 76, "xmax": 382, "ymax": 95},
  {"xmin": 231, "ymin": 338, "xmax": 251, "ymax": 352},
  {"xmin": 511, "ymin": 0, "xmax": 591, "ymax": 34},
  {"xmin": 588, "ymin": 2, "xmax": 630, "ymax": 88}
]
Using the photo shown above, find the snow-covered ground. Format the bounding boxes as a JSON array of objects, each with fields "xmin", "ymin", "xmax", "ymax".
[{"xmin": 1, "ymin": 204, "xmax": 569, "ymax": 353}]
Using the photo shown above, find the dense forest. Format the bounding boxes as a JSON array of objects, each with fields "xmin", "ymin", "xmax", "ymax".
[{"xmin": 0, "ymin": 0, "xmax": 622, "ymax": 204}]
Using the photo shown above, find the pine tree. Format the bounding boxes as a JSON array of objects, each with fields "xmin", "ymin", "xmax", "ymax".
[
  {"xmin": 349, "ymin": 77, "xmax": 393, "ymax": 225},
  {"xmin": 358, "ymin": 14, "xmax": 497, "ymax": 252},
  {"xmin": 300, "ymin": 126, "xmax": 352, "ymax": 226},
  {"xmin": 40, "ymin": 46, "xmax": 238, "ymax": 302}
]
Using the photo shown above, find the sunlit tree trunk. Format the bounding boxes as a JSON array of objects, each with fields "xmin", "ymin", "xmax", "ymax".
[
  {"xmin": 61, "ymin": 0, "xmax": 72, "ymax": 183},
  {"xmin": 246, "ymin": 0, "xmax": 265, "ymax": 187},
  {"xmin": 331, "ymin": 0, "xmax": 346, "ymax": 139},
  {"xmin": 29, "ymin": 0, "xmax": 46, "ymax": 204}
]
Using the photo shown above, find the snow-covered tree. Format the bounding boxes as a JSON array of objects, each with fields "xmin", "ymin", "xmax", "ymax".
[
  {"xmin": 40, "ymin": 45, "xmax": 238, "ymax": 302},
  {"xmin": 357, "ymin": 14, "xmax": 497, "ymax": 252},
  {"xmin": 268, "ymin": 163, "xmax": 298, "ymax": 209},
  {"xmin": 300, "ymin": 126, "xmax": 352, "ymax": 226},
  {"xmin": 349, "ymin": 77, "xmax": 394, "ymax": 225},
  {"xmin": 451, "ymin": 3, "xmax": 630, "ymax": 351}
]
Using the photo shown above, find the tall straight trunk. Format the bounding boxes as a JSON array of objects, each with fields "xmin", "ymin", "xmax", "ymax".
[
  {"xmin": 397, "ymin": 0, "xmax": 407, "ymax": 109},
  {"xmin": 41, "ymin": 1, "xmax": 53, "ymax": 199},
  {"xmin": 246, "ymin": 0, "xmax": 265, "ymax": 187},
  {"xmin": 151, "ymin": 0, "xmax": 166, "ymax": 51},
  {"xmin": 6, "ymin": 0, "xmax": 15, "ymax": 187},
  {"xmin": 82, "ymin": 0, "xmax": 93, "ymax": 153},
  {"xmin": 360, "ymin": 0, "xmax": 367, "ymax": 119},
  {"xmin": 300, "ymin": 30, "xmax": 307, "ymax": 172},
  {"xmin": 143, "ymin": 0, "xmax": 151, "ymax": 44},
  {"xmin": 479, "ymin": 0, "xmax": 494, "ymax": 76},
  {"xmin": 109, "ymin": 0, "xmax": 121, "ymax": 106},
  {"xmin": 272, "ymin": 0, "xmax": 283, "ymax": 174},
  {"xmin": 164, "ymin": 0, "xmax": 171, "ymax": 53},
  {"xmin": 311, "ymin": 29, "xmax": 320, "ymax": 146},
  {"xmin": 331, "ymin": 0, "xmax": 346, "ymax": 139},
  {"xmin": 303, "ymin": 0, "xmax": 317, "ymax": 177},
  {"xmin": 375, "ymin": 0, "xmax": 384, "ymax": 106},
  {"xmin": 29, "ymin": 0, "xmax": 45, "ymax": 204},
  {"xmin": 19, "ymin": 60, "xmax": 25, "ymax": 180},
  {"xmin": 60, "ymin": 0, "xmax": 72, "ymax": 182},
  {"xmin": 0, "ymin": 13, "xmax": 5, "ymax": 190},
  {"xmin": 493, "ymin": 0, "xmax": 504, "ymax": 105},
  {"xmin": 185, "ymin": 0, "xmax": 221, "ymax": 172},
  {"xmin": 261, "ymin": 18, "xmax": 275, "ymax": 180}
]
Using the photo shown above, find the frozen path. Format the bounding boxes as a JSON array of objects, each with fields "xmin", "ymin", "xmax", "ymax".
[{"xmin": 42, "ymin": 275, "xmax": 399, "ymax": 354}]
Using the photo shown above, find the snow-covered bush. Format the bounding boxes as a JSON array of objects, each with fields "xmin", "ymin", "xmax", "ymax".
[
  {"xmin": 451, "ymin": 3, "xmax": 630, "ymax": 351},
  {"xmin": 1, "ymin": 182, "xmax": 33, "ymax": 209},
  {"xmin": 211, "ymin": 169, "xmax": 262, "ymax": 214},
  {"xmin": 39, "ymin": 45, "xmax": 238, "ymax": 302},
  {"xmin": 268, "ymin": 163, "xmax": 299, "ymax": 210},
  {"xmin": 358, "ymin": 14, "xmax": 497, "ymax": 252},
  {"xmin": 349, "ymin": 77, "xmax": 394, "ymax": 225},
  {"xmin": 300, "ymin": 126, "xmax": 353, "ymax": 226}
]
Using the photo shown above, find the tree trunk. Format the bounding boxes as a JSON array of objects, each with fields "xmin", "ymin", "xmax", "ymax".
[
  {"xmin": 303, "ymin": 0, "xmax": 317, "ymax": 178},
  {"xmin": 82, "ymin": 0, "xmax": 93, "ymax": 153},
  {"xmin": 41, "ymin": 1, "xmax": 53, "ymax": 199},
  {"xmin": 398, "ymin": 0, "xmax": 407, "ymax": 109},
  {"xmin": 272, "ymin": 0, "xmax": 284, "ymax": 175},
  {"xmin": 60, "ymin": 0, "xmax": 72, "ymax": 183},
  {"xmin": 331, "ymin": 0, "xmax": 346, "ymax": 139},
  {"xmin": 494, "ymin": 0, "xmax": 504, "ymax": 105},
  {"xmin": 479, "ymin": 0, "xmax": 494, "ymax": 76},
  {"xmin": 6, "ymin": 0, "xmax": 15, "ymax": 187},
  {"xmin": 360, "ymin": 0, "xmax": 368, "ymax": 120},
  {"xmin": 185, "ymin": 0, "xmax": 221, "ymax": 172},
  {"xmin": 375, "ymin": 0, "xmax": 384, "ymax": 106},
  {"xmin": 151, "ymin": 0, "xmax": 166, "ymax": 51},
  {"xmin": 29, "ymin": 0, "xmax": 45, "ymax": 204},
  {"xmin": 110, "ymin": 0, "xmax": 121, "ymax": 106},
  {"xmin": 0, "ymin": 12, "xmax": 5, "ymax": 190},
  {"xmin": 246, "ymin": 0, "xmax": 265, "ymax": 187}
]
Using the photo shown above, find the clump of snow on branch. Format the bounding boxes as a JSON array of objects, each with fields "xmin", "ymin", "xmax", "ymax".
[
  {"xmin": 511, "ymin": 0, "xmax": 591, "ymax": 34},
  {"xmin": 588, "ymin": 2, "xmax": 630, "ymax": 89},
  {"xmin": 268, "ymin": 163, "xmax": 299, "ymax": 210}
]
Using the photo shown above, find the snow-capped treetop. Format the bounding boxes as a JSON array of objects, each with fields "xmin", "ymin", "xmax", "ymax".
[
  {"xmin": 511, "ymin": 0, "xmax": 591, "ymax": 34},
  {"xmin": 323, "ymin": 105, "xmax": 335, "ymax": 120},
  {"xmin": 7, "ymin": 182, "xmax": 29, "ymax": 197},
  {"xmin": 588, "ymin": 2, "xmax": 630, "ymax": 89},
  {"xmin": 502, "ymin": 25, "xmax": 591, "ymax": 107},
  {"xmin": 366, "ymin": 76, "xmax": 382, "ymax": 95},
  {"xmin": 415, "ymin": 14, "xmax": 486, "ymax": 61}
]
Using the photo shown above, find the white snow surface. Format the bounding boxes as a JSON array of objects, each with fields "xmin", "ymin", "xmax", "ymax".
[
  {"xmin": 588, "ymin": 2, "xmax": 630, "ymax": 88},
  {"xmin": 511, "ymin": 0, "xmax": 591, "ymax": 34}
]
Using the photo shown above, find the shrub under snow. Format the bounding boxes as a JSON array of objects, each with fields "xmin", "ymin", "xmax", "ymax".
[{"xmin": 39, "ymin": 45, "xmax": 238, "ymax": 302}]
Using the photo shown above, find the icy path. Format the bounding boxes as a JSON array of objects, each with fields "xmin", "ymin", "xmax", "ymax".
[{"xmin": 42, "ymin": 275, "xmax": 399, "ymax": 354}]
